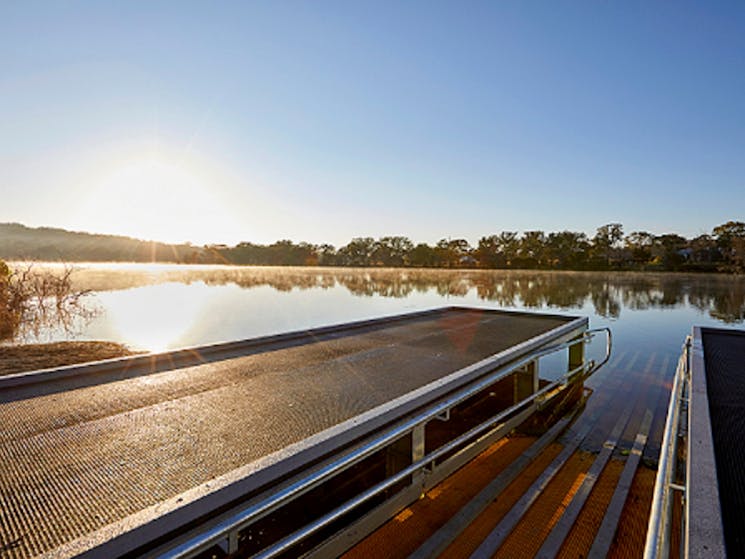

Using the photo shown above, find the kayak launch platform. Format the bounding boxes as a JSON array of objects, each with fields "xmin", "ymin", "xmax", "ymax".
[{"xmin": 0, "ymin": 307, "xmax": 604, "ymax": 559}]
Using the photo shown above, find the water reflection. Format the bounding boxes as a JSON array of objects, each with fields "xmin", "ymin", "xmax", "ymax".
[
  {"xmin": 66, "ymin": 266, "xmax": 745, "ymax": 323},
  {"xmin": 99, "ymin": 283, "xmax": 216, "ymax": 352}
]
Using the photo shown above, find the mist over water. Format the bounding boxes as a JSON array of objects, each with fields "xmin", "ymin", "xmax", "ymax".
[{"xmin": 22, "ymin": 264, "xmax": 743, "ymax": 356}]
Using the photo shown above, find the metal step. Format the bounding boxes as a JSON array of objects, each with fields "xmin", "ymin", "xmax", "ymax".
[{"xmin": 408, "ymin": 411, "xmax": 578, "ymax": 559}]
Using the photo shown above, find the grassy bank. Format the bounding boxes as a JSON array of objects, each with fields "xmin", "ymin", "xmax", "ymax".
[{"xmin": 0, "ymin": 341, "xmax": 140, "ymax": 376}]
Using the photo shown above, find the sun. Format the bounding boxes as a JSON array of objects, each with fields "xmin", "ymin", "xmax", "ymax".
[{"xmin": 78, "ymin": 151, "xmax": 241, "ymax": 245}]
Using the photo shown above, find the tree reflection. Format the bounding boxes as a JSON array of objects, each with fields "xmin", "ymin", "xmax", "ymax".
[{"xmin": 67, "ymin": 266, "xmax": 745, "ymax": 324}]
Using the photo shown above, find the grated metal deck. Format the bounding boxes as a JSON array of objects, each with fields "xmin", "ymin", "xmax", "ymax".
[
  {"xmin": 701, "ymin": 327, "xmax": 745, "ymax": 558},
  {"xmin": 0, "ymin": 307, "xmax": 578, "ymax": 558}
]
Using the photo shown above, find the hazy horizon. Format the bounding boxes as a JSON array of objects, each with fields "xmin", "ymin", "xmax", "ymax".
[{"xmin": 1, "ymin": 218, "xmax": 740, "ymax": 250}]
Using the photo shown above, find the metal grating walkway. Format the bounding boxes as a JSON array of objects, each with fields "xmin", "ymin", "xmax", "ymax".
[
  {"xmin": 701, "ymin": 327, "xmax": 745, "ymax": 558},
  {"xmin": 0, "ymin": 308, "xmax": 574, "ymax": 558}
]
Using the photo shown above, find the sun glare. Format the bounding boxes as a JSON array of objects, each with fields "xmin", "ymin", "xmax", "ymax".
[
  {"xmin": 79, "ymin": 152, "xmax": 241, "ymax": 245},
  {"xmin": 100, "ymin": 282, "xmax": 209, "ymax": 352}
]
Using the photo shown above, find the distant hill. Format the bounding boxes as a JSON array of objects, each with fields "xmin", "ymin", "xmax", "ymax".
[{"xmin": 0, "ymin": 223, "xmax": 227, "ymax": 263}]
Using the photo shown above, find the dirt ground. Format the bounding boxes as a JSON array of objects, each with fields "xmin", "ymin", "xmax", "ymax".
[{"xmin": 0, "ymin": 341, "xmax": 141, "ymax": 376}]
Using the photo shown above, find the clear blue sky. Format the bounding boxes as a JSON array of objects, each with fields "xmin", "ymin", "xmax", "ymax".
[{"xmin": 2, "ymin": 1, "xmax": 744, "ymax": 246}]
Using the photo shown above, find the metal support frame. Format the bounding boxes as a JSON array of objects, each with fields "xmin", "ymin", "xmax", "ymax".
[
  {"xmin": 156, "ymin": 327, "xmax": 611, "ymax": 559},
  {"xmin": 412, "ymin": 424, "xmax": 427, "ymax": 488},
  {"xmin": 514, "ymin": 360, "xmax": 539, "ymax": 404},
  {"xmin": 569, "ymin": 336, "xmax": 585, "ymax": 375}
]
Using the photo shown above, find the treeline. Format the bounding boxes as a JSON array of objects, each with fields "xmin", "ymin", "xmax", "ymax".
[
  {"xmin": 2, "ymin": 221, "xmax": 745, "ymax": 273},
  {"xmin": 219, "ymin": 222, "xmax": 745, "ymax": 273}
]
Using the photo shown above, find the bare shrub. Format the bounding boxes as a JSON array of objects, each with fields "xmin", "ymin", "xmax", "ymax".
[{"xmin": 0, "ymin": 260, "xmax": 98, "ymax": 343}]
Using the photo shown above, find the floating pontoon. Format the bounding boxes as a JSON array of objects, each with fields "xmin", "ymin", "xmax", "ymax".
[
  {"xmin": 646, "ymin": 326, "xmax": 745, "ymax": 559},
  {"xmin": 0, "ymin": 307, "xmax": 608, "ymax": 558}
]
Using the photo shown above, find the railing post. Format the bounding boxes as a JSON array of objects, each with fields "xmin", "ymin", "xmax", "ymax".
[
  {"xmin": 560, "ymin": 335, "xmax": 586, "ymax": 411},
  {"xmin": 514, "ymin": 360, "xmax": 538, "ymax": 404},
  {"xmin": 385, "ymin": 436, "xmax": 412, "ymax": 478},
  {"xmin": 568, "ymin": 336, "xmax": 585, "ymax": 375},
  {"xmin": 228, "ymin": 531, "xmax": 239, "ymax": 554},
  {"xmin": 412, "ymin": 424, "xmax": 426, "ymax": 491}
]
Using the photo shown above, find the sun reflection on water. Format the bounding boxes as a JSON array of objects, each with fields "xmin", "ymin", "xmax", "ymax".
[{"xmin": 98, "ymin": 282, "xmax": 212, "ymax": 352}]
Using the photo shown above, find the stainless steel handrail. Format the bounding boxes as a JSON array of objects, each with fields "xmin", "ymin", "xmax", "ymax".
[
  {"xmin": 585, "ymin": 327, "xmax": 612, "ymax": 376},
  {"xmin": 253, "ymin": 363, "xmax": 591, "ymax": 559},
  {"xmin": 644, "ymin": 336, "xmax": 691, "ymax": 559},
  {"xmin": 160, "ymin": 329, "xmax": 611, "ymax": 559}
]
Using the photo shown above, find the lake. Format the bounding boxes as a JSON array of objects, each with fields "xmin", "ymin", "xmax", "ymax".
[
  {"xmin": 19, "ymin": 263, "xmax": 745, "ymax": 459},
  {"xmin": 38, "ymin": 263, "xmax": 741, "ymax": 353}
]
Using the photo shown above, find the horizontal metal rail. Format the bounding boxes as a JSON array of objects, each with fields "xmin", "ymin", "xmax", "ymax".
[
  {"xmin": 644, "ymin": 336, "xmax": 691, "ymax": 559},
  {"xmin": 160, "ymin": 329, "xmax": 610, "ymax": 559}
]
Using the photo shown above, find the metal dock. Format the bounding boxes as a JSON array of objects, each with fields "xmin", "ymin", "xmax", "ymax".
[
  {"xmin": 0, "ymin": 307, "xmax": 600, "ymax": 559},
  {"xmin": 646, "ymin": 326, "xmax": 745, "ymax": 559}
]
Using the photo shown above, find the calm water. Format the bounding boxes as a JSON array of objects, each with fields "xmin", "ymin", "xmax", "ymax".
[
  {"xmin": 43, "ymin": 263, "xmax": 742, "ymax": 354},
  {"xmin": 17, "ymin": 264, "xmax": 745, "ymax": 456}
]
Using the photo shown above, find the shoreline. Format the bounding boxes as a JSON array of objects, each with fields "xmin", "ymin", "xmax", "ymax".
[{"xmin": 0, "ymin": 341, "xmax": 141, "ymax": 377}]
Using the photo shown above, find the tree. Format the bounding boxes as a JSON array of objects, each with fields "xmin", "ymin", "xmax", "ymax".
[
  {"xmin": 0, "ymin": 260, "xmax": 96, "ymax": 342},
  {"xmin": 733, "ymin": 237, "xmax": 745, "ymax": 273},
  {"xmin": 497, "ymin": 232, "xmax": 520, "ymax": 267},
  {"xmin": 338, "ymin": 237, "xmax": 376, "ymax": 266},
  {"xmin": 713, "ymin": 221, "xmax": 745, "ymax": 271},
  {"xmin": 372, "ymin": 236, "xmax": 414, "ymax": 267},
  {"xmin": 689, "ymin": 234, "xmax": 719, "ymax": 265},
  {"xmin": 435, "ymin": 239, "xmax": 472, "ymax": 268},
  {"xmin": 476, "ymin": 235, "xmax": 502, "ymax": 268},
  {"xmin": 592, "ymin": 223, "xmax": 624, "ymax": 267},
  {"xmin": 713, "ymin": 221, "xmax": 745, "ymax": 246},
  {"xmin": 408, "ymin": 243, "xmax": 437, "ymax": 267},
  {"xmin": 545, "ymin": 231, "xmax": 589, "ymax": 269},
  {"xmin": 316, "ymin": 244, "xmax": 337, "ymax": 266},
  {"xmin": 625, "ymin": 231, "xmax": 655, "ymax": 266},
  {"xmin": 518, "ymin": 231, "xmax": 546, "ymax": 268},
  {"xmin": 652, "ymin": 234, "xmax": 688, "ymax": 270}
]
